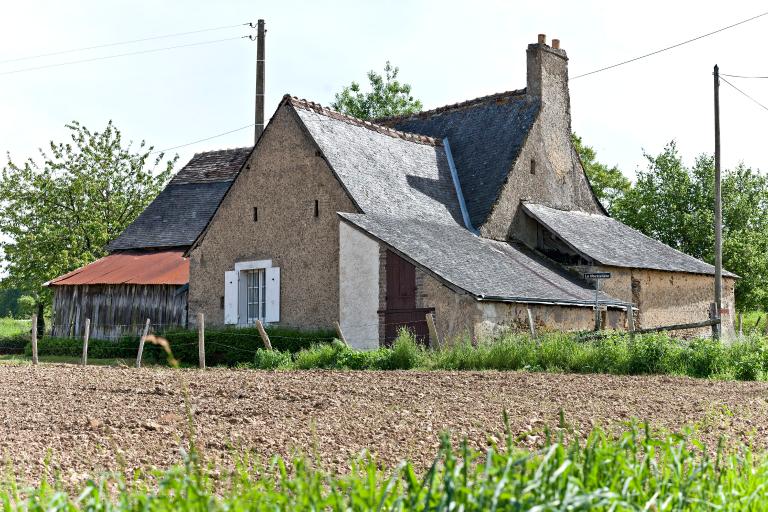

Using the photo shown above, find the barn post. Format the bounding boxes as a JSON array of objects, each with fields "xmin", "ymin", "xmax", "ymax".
[
  {"xmin": 135, "ymin": 318, "xmax": 151, "ymax": 368},
  {"xmin": 627, "ymin": 305, "xmax": 635, "ymax": 342},
  {"xmin": 81, "ymin": 318, "xmax": 90, "ymax": 366},
  {"xmin": 198, "ymin": 312, "xmax": 206, "ymax": 369},
  {"xmin": 31, "ymin": 314, "xmax": 38, "ymax": 365}
]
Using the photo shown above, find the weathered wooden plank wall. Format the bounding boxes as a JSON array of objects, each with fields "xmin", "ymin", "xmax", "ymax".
[{"xmin": 51, "ymin": 284, "xmax": 187, "ymax": 340}]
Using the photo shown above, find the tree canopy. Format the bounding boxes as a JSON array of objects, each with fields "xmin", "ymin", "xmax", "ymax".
[
  {"xmin": 0, "ymin": 121, "xmax": 176, "ymax": 306},
  {"xmin": 611, "ymin": 141, "xmax": 768, "ymax": 312},
  {"xmin": 331, "ymin": 61, "xmax": 423, "ymax": 120},
  {"xmin": 572, "ymin": 133, "xmax": 631, "ymax": 211}
]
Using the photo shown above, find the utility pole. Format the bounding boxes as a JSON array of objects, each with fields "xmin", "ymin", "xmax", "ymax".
[
  {"xmin": 713, "ymin": 64, "xmax": 723, "ymax": 339},
  {"xmin": 255, "ymin": 19, "xmax": 265, "ymax": 144}
]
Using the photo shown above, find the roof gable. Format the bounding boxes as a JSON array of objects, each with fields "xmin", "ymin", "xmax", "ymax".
[
  {"xmin": 108, "ymin": 147, "xmax": 251, "ymax": 251},
  {"xmin": 288, "ymin": 97, "xmax": 464, "ymax": 226},
  {"xmin": 381, "ymin": 90, "xmax": 539, "ymax": 227}
]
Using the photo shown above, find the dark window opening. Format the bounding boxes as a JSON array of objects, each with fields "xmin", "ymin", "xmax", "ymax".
[
  {"xmin": 220, "ymin": 296, "xmax": 225, "ymax": 309},
  {"xmin": 314, "ymin": 199, "xmax": 319, "ymax": 217},
  {"xmin": 253, "ymin": 207, "xmax": 258, "ymax": 222},
  {"xmin": 530, "ymin": 159, "xmax": 536, "ymax": 175}
]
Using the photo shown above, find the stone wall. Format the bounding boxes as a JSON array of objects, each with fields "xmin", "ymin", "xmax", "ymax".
[
  {"xmin": 188, "ymin": 104, "xmax": 358, "ymax": 329},
  {"xmin": 573, "ymin": 264, "xmax": 736, "ymax": 336}
]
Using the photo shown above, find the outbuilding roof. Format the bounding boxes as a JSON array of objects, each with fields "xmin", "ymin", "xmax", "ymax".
[
  {"xmin": 340, "ymin": 212, "xmax": 625, "ymax": 307},
  {"xmin": 523, "ymin": 203, "xmax": 736, "ymax": 277},
  {"xmin": 48, "ymin": 250, "xmax": 189, "ymax": 286},
  {"xmin": 380, "ymin": 90, "xmax": 539, "ymax": 228},
  {"xmin": 108, "ymin": 147, "xmax": 251, "ymax": 251}
]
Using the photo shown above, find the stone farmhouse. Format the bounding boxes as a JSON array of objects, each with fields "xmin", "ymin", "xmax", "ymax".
[{"xmin": 49, "ymin": 36, "xmax": 736, "ymax": 346}]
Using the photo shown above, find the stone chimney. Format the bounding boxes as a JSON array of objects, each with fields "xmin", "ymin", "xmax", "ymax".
[{"xmin": 526, "ymin": 34, "xmax": 569, "ymax": 117}]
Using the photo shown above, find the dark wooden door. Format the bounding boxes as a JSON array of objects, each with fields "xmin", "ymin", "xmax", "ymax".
[{"xmin": 382, "ymin": 250, "xmax": 431, "ymax": 346}]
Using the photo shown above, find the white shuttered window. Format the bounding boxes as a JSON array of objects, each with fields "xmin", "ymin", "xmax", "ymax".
[{"xmin": 223, "ymin": 261, "xmax": 280, "ymax": 325}]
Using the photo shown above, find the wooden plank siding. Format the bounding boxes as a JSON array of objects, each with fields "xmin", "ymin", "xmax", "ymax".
[{"xmin": 51, "ymin": 284, "xmax": 187, "ymax": 340}]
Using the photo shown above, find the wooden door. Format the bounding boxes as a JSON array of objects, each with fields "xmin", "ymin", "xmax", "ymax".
[{"xmin": 382, "ymin": 250, "xmax": 431, "ymax": 346}]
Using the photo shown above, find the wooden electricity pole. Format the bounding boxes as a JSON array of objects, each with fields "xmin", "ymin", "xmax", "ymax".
[
  {"xmin": 255, "ymin": 19, "xmax": 265, "ymax": 143},
  {"xmin": 713, "ymin": 64, "xmax": 723, "ymax": 339}
]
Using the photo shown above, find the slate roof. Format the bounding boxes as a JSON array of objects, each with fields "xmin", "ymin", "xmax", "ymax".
[
  {"xmin": 340, "ymin": 213, "xmax": 625, "ymax": 307},
  {"xmin": 290, "ymin": 97, "xmax": 463, "ymax": 225},
  {"xmin": 108, "ymin": 147, "xmax": 251, "ymax": 251},
  {"xmin": 524, "ymin": 203, "xmax": 737, "ymax": 277},
  {"xmin": 379, "ymin": 90, "xmax": 539, "ymax": 228}
]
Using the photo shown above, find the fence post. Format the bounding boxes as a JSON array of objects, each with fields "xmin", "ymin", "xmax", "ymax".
[
  {"xmin": 627, "ymin": 305, "xmax": 635, "ymax": 341},
  {"xmin": 81, "ymin": 318, "xmax": 90, "ymax": 366},
  {"xmin": 31, "ymin": 314, "xmax": 38, "ymax": 365},
  {"xmin": 256, "ymin": 320, "xmax": 272, "ymax": 350},
  {"xmin": 426, "ymin": 312, "xmax": 442, "ymax": 348},
  {"xmin": 135, "ymin": 318, "xmax": 151, "ymax": 368},
  {"xmin": 738, "ymin": 312, "xmax": 743, "ymax": 337},
  {"xmin": 334, "ymin": 321, "xmax": 349, "ymax": 347},
  {"xmin": 198, "ymin": 312, "xmax": 206, "ymax": 369},
  {"xmin": 526, "ymin": 307, "xmax": 537, "ymax": 339}
]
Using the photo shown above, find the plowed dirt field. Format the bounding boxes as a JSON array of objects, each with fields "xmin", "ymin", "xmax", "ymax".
[{"xmin": 2, "ymin": 364, "xmax": 768, "ymax": 485}]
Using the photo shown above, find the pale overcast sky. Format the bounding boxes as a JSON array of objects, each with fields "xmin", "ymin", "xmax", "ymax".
[{"xmin": 1, "ymin": 0, "xmax": 767, "ymax": 184}]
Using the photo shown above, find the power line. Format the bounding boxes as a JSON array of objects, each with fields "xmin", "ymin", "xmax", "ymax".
[
  {"xmin": 0, "ymin": 22, "xmax": 250, "ymax": 65},
  {"xmin": 721, "ymin": 73, "xmax": 768, "ymax": 79},
  {"xmin": 151, "ymin": 124, "xmax": 255, "ymax": 155},
  {"xmin": 571, "ymin": 10, "xmax": 768, "ymax": 80},
  {"xmin": 0, "ymin": 36, "xmax": 249, "ymax": 76},
  {"xmin": 720, "ymin": 76, "xmax": 768, "ymax": 113}
]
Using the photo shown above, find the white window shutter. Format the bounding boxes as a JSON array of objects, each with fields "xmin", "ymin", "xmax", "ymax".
[
  {"xmin": 265, "ymin": 267, "xmax": 280, "ymax": 323},
  {"xmin": 224, "ymin": 270, "xmax": 238, "ymax": 324}
]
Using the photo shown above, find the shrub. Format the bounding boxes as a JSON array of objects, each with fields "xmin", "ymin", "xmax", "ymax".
[
  {"xmin": 0, "ymin": 334, "xmax": 29, "ymax": 354},
  {"xmin": 385, "ymin": 329, "xmax": 422, "ymax": 369},
  {"xmin": 729, "ymin": 336, "xmax": 768, "ymax": 380},
  {"xmin": 294, "ymin": 341, "xmax": 347, "ymax": 369},
  {"xmin": 253, "ymin": 349, "xmax": 291, "ymax": 370}
]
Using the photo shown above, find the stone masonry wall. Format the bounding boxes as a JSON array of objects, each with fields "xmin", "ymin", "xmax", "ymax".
[{"xmin": 188, "ymin": 105, "xmax": 358, "ymax": 329}]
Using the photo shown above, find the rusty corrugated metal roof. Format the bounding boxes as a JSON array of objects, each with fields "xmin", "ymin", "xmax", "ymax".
[{"xmin": 47, "ymin": 250, "xmax": 189, "ymax": 286}]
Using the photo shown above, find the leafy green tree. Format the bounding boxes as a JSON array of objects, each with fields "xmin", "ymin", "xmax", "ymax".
[
  {"xmin": 0, "ymin": 121, "xmax": 176, "ymax": 308},
  {"xmin": 612, "ymin": 141, "xmax": 768, "ymax": 311},
  {"xmin": 572, "ymin": 133, "xmax": 631, "ymax": 211},
  {"xmin": 332, "ymin": 61, "xmax": 423, "ymax": 120}
]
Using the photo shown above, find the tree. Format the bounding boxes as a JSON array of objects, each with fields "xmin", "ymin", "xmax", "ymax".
[
  {"xmin": 572, "ymin": 133, "xmax": 630, "ymax": 212},
  {"xmin": 0, "ymin": 121, "xmax": 176, "ymax": 309},
  {"xmin": 332, "ymin": 61, "xmax": 423, "ymax": 120},
  {"xmin": 612, "ymin": 141, "xmax": 768, "ymax": 311}
]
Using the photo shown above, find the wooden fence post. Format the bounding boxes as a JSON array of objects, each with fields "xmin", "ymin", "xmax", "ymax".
[
  {"xmin": 738, "ymin": 312, "xmax": 743, "ymax": 337},
  {"xmin": 627, "ymin": 305, "xmax": 635, "ymax": 341},
  {"xmin": 30, "ymin": 314, "xmax": 38, "ymax": 365},
  {"xmin": 334, "ymin": 321, "xmax": 349, "ymax": 347},
  {"xmin": 426, "ymin": 312, "xmax": 442, "ymax": 348},
  {"xmin": 81, "ymin": 318, "xmax": 90, "ymax": 366},
  {"xmin": 256, "ymin": 320, "xmax": 272, "ymax": 350},
  {"xmin": 198, "ymin": 312, "xmax": 206, "ymax": 369},
  {"xmin": 135, "ymin": 318, "xmax": 151, "ymax": 368},
  {"xmin": 526, "ymin": 307, "xmax": 537, "ymax": 339}
]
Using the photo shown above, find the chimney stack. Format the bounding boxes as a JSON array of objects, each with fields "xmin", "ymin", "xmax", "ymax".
[
  {"xmin": 551, "ymin": 39, "xmax": 560, "ymax": 49},
  {"xmin": 254, "ymin": 19, "xmax": 265, "ymax": 144}
]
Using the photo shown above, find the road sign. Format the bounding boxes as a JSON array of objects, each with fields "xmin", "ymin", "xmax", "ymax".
[{"xmin": 584, "ymin": 272, "xmax": 611, "ymax": 279}]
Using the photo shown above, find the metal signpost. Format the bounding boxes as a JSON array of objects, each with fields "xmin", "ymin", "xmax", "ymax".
[{"xmin": 584, "ymin": 272, "xmax": 611, "ymax": 330}]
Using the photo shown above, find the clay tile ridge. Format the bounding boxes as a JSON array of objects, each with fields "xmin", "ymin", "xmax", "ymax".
[
  {"xmin": 284, "ymin": 95, "xmax": 442, "ymax": 146},
  {"xmin": 374, "ymin": 88, "xmax": 527, "ymax": 125}
]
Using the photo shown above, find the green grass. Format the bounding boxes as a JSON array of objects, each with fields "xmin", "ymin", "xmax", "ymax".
[
  {"xmin": 0, "ymin": 317, "xmax": 28, "ymax": 337},
  {"xmin": 4, "ymin": 421, "xmax": 768, "ymax": 510}
]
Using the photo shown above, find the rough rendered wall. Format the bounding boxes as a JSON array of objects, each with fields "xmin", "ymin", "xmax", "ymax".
[
  {"xmin": 410, "ymin": 267, "xmax": 623, "ymax": 343},
  {"xmin": 188, "ymin": 105, "xmax": 357, "ymax": 329},
  {"xmin": 572, "ymin": 264, "xmax": 736, "ymax": 336},
  {"xmin": 339, "ymin": 222, "xmax": 380, "ymax": 350},
  {"xmin": 482, "ymin": 44, "xmax": 602, "ymax": 241}
]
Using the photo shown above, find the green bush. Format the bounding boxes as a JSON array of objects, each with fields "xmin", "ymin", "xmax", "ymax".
[
  {"xmin": 386, "ymin": 329, "xmax": 422, "ymax": 369},
  {"xmin": 729, "ymin": 336, "xmax": 768, "ymax": 380},
  {"xmin": 253, "ymin": 349, "xmax": 292, "ymax": 370},
  {"xmin": 0, "ymin": 333, "xmax": 29, "ymax": 354}
]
